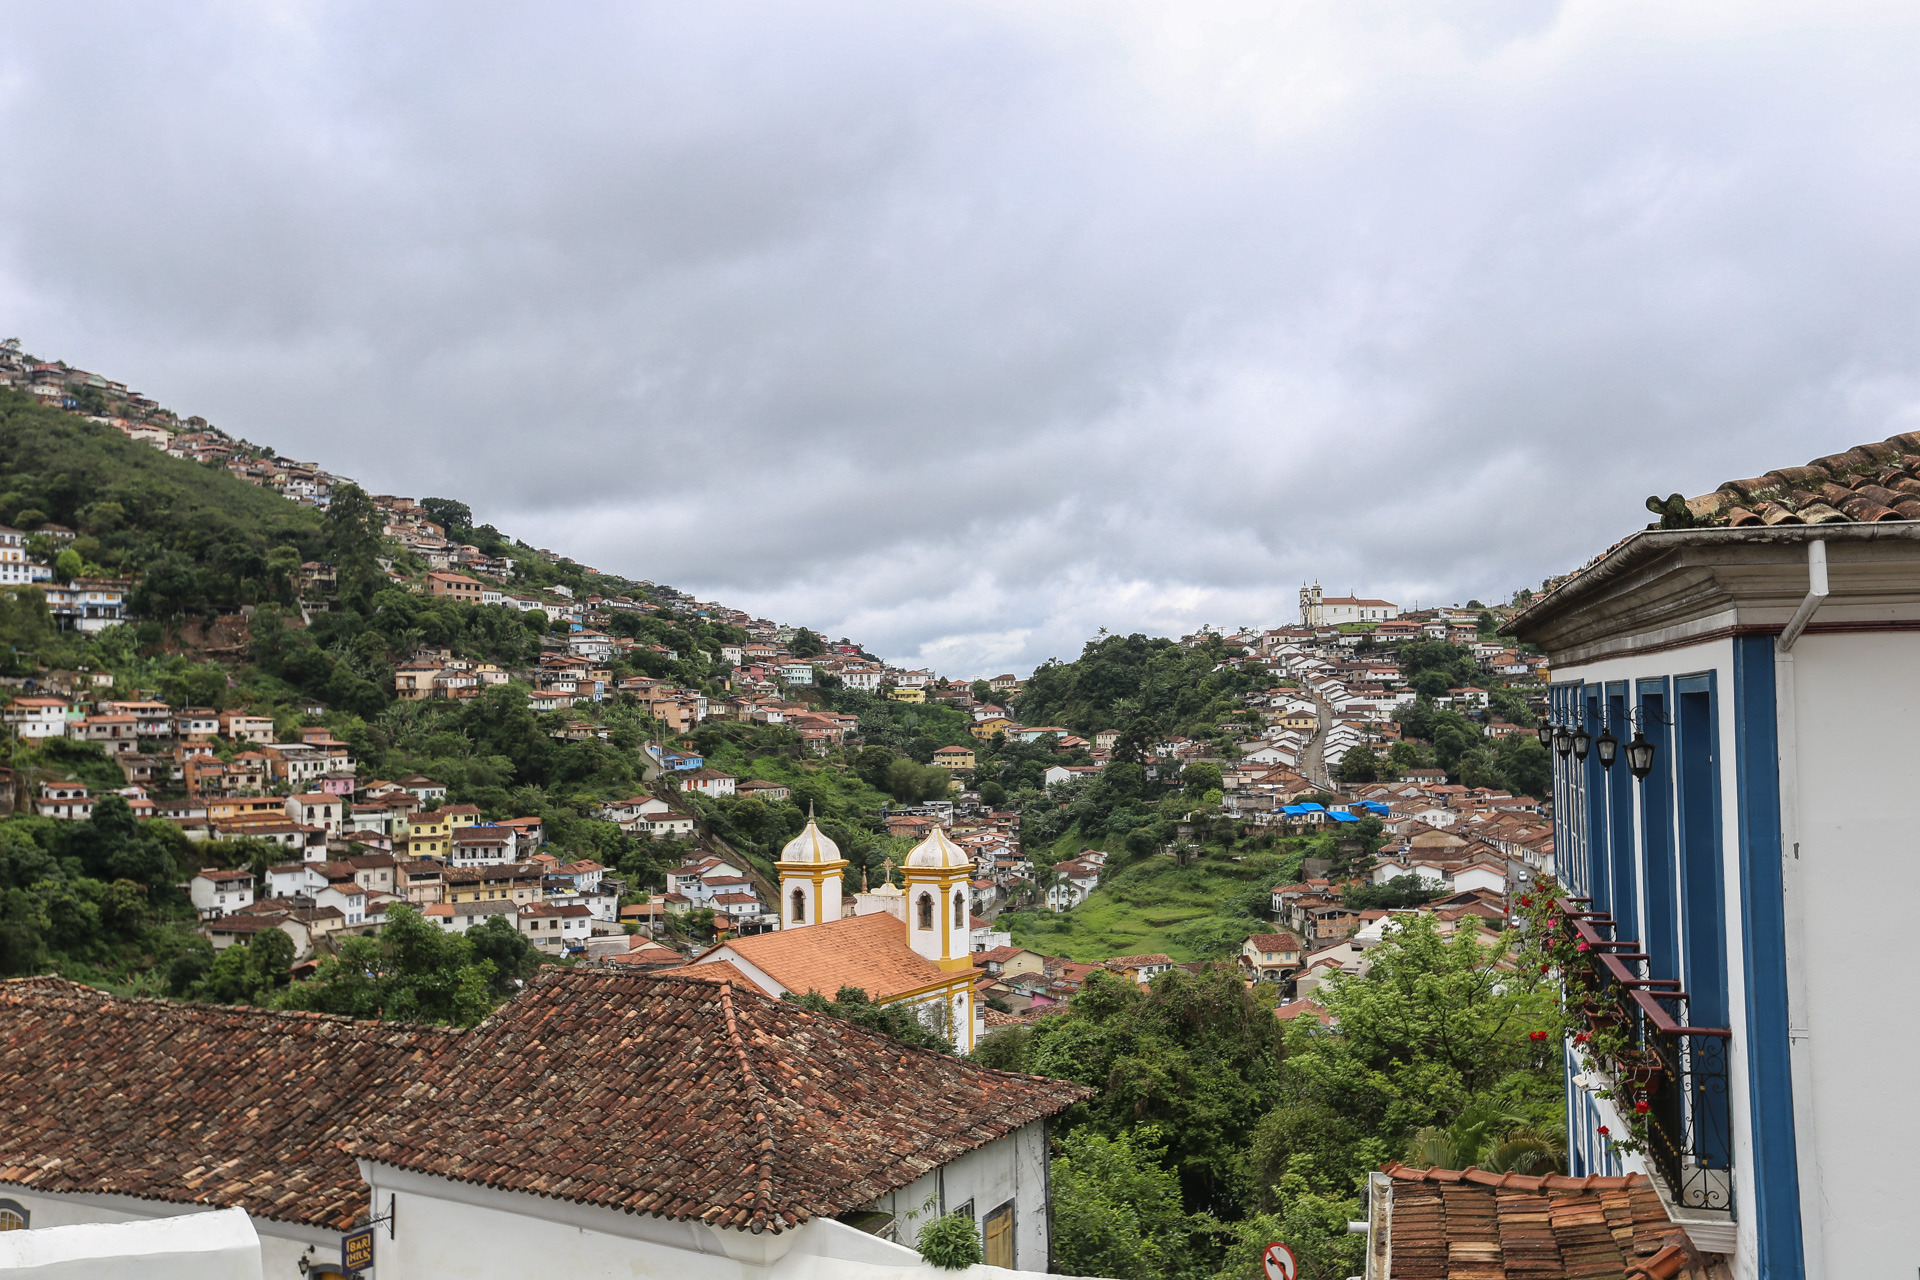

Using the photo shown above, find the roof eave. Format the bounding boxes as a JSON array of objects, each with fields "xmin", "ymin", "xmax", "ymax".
[{"xmin": 1502, "ymin": 520, "xmax": 1920, "ymax": 647}]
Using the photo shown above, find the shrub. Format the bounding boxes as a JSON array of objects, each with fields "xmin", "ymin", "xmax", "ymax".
[{"xmin": 916, "ymin": 1211, "xmax": 982, "ymax": 1269}]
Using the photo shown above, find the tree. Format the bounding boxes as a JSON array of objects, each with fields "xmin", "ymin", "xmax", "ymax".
[
  {"xmin": 324, "ymin": 482, "xmax": 384, "ymax": 610},
  {"xmin": 1335, "ymin": 746, "xmax": 1380, "ymax": 785},
  {"xmin": 970, "ymin": 680, "xmax": 992, "ymax": 703},
  {"xmin": 278, "ymin": 904, "xmax": 500, "ymax": 1025},
  {"xmin": 467, "ymin": 914, "xmax": 542, "ymax": 998},
  {"xmin": 1278, "ymin": 914, "xmax": 1561, "ymax": 1151},
  {"xmin": 420, "ymin": 497, "xmax": 473, "ymax": 540},
  {"xmin": 790, "ymin": 627, "xmax": 825, "ymax": 658},
  {"xmin": 1050, "ymin": 1127, "xmax": 1199, "ymax": 1280},
  {"xmin": 1182, "ymin": 761, "xmax": 1222, "ymax": 798},
  {"xmin": 1015, "ymin": 967, "xmax": 1286, "ymax": 1218},
  {"xmin": 52, "ymin": 547, "xmax": 82, "ymax": 582},
  {"xmin": 192, "ymin": 926, "xmax": 295, "ymax": 1004}
]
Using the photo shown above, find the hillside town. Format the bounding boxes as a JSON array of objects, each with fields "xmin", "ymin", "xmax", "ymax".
[{"xmin": 4, "ymin": 336, "xmax": 1808, "ymax": 1280}]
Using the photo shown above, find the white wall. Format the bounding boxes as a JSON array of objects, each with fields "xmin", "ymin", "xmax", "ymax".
[
  {"xmin": 0, "ymin": 1206, "xmax": 261, "ymax": 1280},
  {"xmin": 0, "ymin": 1188, "xmax": 332, "ymax": 1277},
  {"xmin": 360, "ymin": 1147, "xmax": 1087, "ymax": 1280},
  {"xmin": 871, "ymin": 1122, "xmax": 1051, "ymax": 1271},
  {"xmin": 1780, "ymin": 630, "xmax": 1920, "ymax": 1280}
]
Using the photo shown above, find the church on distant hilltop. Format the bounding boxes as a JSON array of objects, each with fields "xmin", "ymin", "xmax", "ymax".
[
  {"xmin": 1300, "ymin": 581, "xmax": 1400, "ymax": 627},
  {"xmin": 673, "ymin": 815, "xmax": 983, "ymax": 1051}
]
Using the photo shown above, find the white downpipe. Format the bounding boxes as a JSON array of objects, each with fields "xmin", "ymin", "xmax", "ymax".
[
  {"xmin": 1777, "ymin": 540, "xmax": 1828, "ymax": 653},
  {"xmin": 1773, "ymin": 535, "xmax": 1825, "ymax": 1280}
]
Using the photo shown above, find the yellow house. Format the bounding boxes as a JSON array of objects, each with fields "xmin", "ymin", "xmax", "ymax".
[
  {"xmin": 887, "ymin": 687, "xmax": 926, "ymax": 704},
  {"xmin": 446, "ymin": 865, "xmax": 543, "ymax": 905},
  {"xmin": 401, "ymin": 808, "xmax": 451, "ymax": 859},
  {"xmin": 932, "ymin": 745, "xmax": 976, "ymax": 771},
  {"xmin": 401, "ymin": 803, "xmax": 480, "ymax": 859},
  {"xmin": 969, "ymin": 716, "xmax": 1011, "ymax": 741}
]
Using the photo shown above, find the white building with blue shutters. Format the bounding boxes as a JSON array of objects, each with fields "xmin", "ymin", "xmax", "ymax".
[{"xmin": 1510, "ymin": 522, "xmax": 1920, "ymax": 1280}]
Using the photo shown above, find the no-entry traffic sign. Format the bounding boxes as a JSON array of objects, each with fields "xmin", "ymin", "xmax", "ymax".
[{"xmin": 1261, "ymin": 1240, "xmax": 1297, "ymax": 1280}]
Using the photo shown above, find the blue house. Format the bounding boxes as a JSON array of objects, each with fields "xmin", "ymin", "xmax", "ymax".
[{"xmin": 1511, "ymin": 489, "xmax": 1920, "ymax": 1279}]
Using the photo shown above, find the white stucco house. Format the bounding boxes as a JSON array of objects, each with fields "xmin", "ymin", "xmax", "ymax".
[
  {"xmin": 1510, "ymin": 483, "xmax": 1920, "ymax": 1278},
  {"xmin": 0, "ymin": 970, "xmax": 1093, "ymax": 1280}
]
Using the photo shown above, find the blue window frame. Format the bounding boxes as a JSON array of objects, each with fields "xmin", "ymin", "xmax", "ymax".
[
  {"xmin": 1672, "ymin": 673, "xmax": 1728, "ymax": 1032},
  {"xmin": 1584, "ymin": 686, "xmax": 1609, "ymax": 912},
  {"xmin": 1549, "ymin": 681, "xmax": 1584, "ymax": 899},
  {"xmin": 1606, "ymin": 682, "xmax": 1637, "ymax": 938},
  {"xmin": 1636, "ymin": 679, "xmax": 1679, "ymax": 985}
]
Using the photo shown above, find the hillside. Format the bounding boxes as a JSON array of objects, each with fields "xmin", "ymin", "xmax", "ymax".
[{"xmin": 0, "ymin": 354, "xmax": 991, "ymax": 997}]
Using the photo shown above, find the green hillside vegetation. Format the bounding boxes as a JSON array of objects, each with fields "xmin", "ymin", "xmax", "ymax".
[
  {"xmin": 1015, "ymin": 632, "xmax": 1263, "ymax": 740},
  {"xmin": 978, "ymin": 914, "xmax": 1568, "ymax": 1280},
  {"xmin": 0, "ymin": 387, "xmax": 1041, "ymax": 995},
  {"xmin": 0, "ymin": 389, "xmax": 326, "ymax": 622},
  {"xmin": 999, "ymin": 821, "xmax": 1380, "ymax": 962}
]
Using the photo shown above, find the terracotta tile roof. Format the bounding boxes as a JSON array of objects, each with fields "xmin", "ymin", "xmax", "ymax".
[
  {"xmin": 1673, "ymin": 430, "xmax": 1920, "ymax": 527},
  {"xmin": 348, "ymin": 969, "xmax": 1089, "ymax": 1233},
  {"xmin": 693, "ymin": 912, "xmax": 954, "ymax": 1001},
  {"xmin": 0, "ymin": 976, "xmax": 454, "ymax": 1231},
  {"xmin": 1246, "ymin": 932, "xmax": 1304, "ymax": 951},
  {"xmin": 1378, "ymin": 1164, "xmax": 1714, "ymax": 1279}
]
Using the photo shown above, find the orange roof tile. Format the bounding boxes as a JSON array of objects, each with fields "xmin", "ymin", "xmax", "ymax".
[{"xmin": 693, "ymin": 913, "xmax": 953, "ymax": 1001}]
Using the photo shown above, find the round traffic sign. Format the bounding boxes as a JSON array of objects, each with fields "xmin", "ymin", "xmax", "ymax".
[{"xmin": 1261, "ymin": 1241, "xmax": 1297, "ymax": 1280}]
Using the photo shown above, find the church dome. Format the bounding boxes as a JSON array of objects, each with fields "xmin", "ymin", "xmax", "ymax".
[
  {"xmin": 780, "ymin": 818, "xmax": 842, "ymax": 865},
  {"xmin": 904, "ymin": 826, "xmax": 970, "ymax": 870}
]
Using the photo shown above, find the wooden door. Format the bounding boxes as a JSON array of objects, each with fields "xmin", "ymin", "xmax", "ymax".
[{"xmin": 983, "ymin": 1202, "xmax": 1014, "ymax": 1269}]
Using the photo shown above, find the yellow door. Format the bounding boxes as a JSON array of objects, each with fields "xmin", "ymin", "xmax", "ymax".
[{"xmin": 983, "ymin": 1203, "xmax": 1013, "ymax": 1269}]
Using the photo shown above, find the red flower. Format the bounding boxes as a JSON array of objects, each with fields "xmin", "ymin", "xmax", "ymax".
[
  {"xmin": 1529, "ymin": 1030, "xmax": 1548, "ymax": 1042},
  {"xmin": 1575, "ymin": 1032, "xmax": 1589, "ymax": 1044},
  {"xmin": 1596, "ymin": 1125, "xmax": 1610, "ymax": 1137},
  {"xmin": 1634, "ymin": 1100, "xmax": 1650, "ymax": 1114},
  {"xmin": 1540, "ymin": 963, "xmax": 1550, "ymax": 973},
  {"xmin": 1576, "ymin": 940, "xmax": 1590, "ymax": 952},
  {"xmin": 1519, "ymin": 895, "xmax": 1533, "ymax": 907}
]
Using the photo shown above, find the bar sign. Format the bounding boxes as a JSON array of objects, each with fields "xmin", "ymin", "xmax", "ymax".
[{"xmin": 342, "ymin": 1225, "xmax": 375, "ymax": 1273}]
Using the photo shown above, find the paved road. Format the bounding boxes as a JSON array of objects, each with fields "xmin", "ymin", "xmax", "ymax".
[{"xmin": 1301, "ymin": 692, "xmax": 1334, "ymax": 790}]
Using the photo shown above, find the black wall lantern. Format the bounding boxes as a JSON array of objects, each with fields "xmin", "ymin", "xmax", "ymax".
[
  {"xmin": 1595, "ymin": 724, "xmax": 1619, "ymax": 770},
  {"xmin": 1626, "ymin": 730, "xmax": 1656, "ymax": 779},
  {"xmin": 1536, "ymin": 722, "xmax": 1554, "ymax": 749},
  {"xmin": 1553, "ymin": 723, "xmax": 1574, "ymax": 758},
  {"xmin": 1570, "ymin": 724, "xmax": 1591, "ymax": 762}
]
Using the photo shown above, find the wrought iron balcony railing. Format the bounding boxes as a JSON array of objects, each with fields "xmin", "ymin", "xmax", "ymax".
[{"xmin": 1556, "ymin": 898, "xmax": 1733, "ymax": 1215}]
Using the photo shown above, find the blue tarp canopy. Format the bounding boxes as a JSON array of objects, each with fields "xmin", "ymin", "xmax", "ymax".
[
  {"xmin": 1296, "ymin": 803, "xmax": 1326, "ymax": 812},
  {"xmin": 1327, "ymin": 811, "xmax": 1359, "ymax": 823},
  {"xmin": 1357, "ymin": 800, "xmax": 1390, "ymax": 815}
]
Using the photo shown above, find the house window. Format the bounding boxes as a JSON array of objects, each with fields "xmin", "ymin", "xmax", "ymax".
[
  {"xmin": 917, "ymin": 892, "xmax": 934, "ymax": 930},
  {"xmin": 791, "ymin": 887, "xmax": 806, "ymax": 923},
  {"xmin": 953, "ymin": 892, "xmax": 965, "ymax": 929},
  {"xmin": 0, "ymin": 1198, "xmax": 30, "ymax": 1230}
]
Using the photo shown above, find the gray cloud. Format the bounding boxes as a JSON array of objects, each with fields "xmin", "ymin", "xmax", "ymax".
[{"xmin": 5, "ymin": 1, "xmax": 1920, "ymax": 674}]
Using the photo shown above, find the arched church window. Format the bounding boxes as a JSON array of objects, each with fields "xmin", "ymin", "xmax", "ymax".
[
  {"xmin": 917, "ymin": 892, "xmax": 934, "ymax": 929},
  {"xmin": 0, "ymin": 1199, "xmax": 27, "ymax": 1230},
  {"xmin": 954, "ymin": 892, "xmax": 965, "ymax": 928},
  {"xmin": 791, "ymin": 887, "xmax": 806, "ymax": 923}
]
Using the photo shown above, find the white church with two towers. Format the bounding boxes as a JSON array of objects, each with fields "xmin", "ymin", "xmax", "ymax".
[{"xmin": 677, "ymin": 814, "xmax": 984, "ymax": 1051}]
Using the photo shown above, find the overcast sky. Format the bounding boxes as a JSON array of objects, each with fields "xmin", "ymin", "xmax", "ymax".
[{"xmin": 5, "ymin": 2, "xmax": 1920, "ymax": 676}]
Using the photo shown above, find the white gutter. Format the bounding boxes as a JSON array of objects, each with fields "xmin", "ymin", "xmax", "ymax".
[
  {"xmin": 1776, "ymin": 539, "xmax": 1828, "ymax": 652},
  {"xmin": 1771, "ymin": 534, "xmax": 1828, "ymax": 1280}
]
